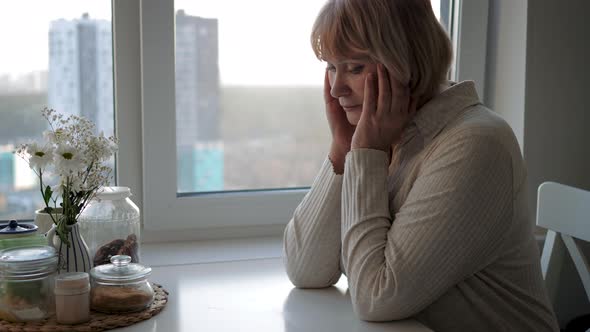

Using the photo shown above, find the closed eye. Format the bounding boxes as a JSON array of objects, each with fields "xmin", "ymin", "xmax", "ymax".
[{"xmin": 349, "ymin": 65, "xmax": 365, "ymax": 74}]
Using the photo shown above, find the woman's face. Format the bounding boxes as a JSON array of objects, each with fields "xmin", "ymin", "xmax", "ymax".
[{"xmin": 325, "ymin": 55, "xmax": 378, "ymax": 125}]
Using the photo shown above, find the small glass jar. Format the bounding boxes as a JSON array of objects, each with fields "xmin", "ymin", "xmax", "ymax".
[
  {"xmin": 0, "ymin": 220, "xmax": 38, "ymax": 239},
  {"xmin": 0, "ymin": 246, "xmax": 58, "ymax": 322},
  {"xmin": 0, "ymin": 220, "xmax": 45, "ymax": 250},
  {"xmin": 54, "ymin": 272, "xmax": 90, "ymax": 325},
  {"xmin": 79, "ymin": 186, "xmax": 141, "ymax": 267},
  {"xmin": 89, "ymin": 255, "xmax": 154, "ymax": 313}
]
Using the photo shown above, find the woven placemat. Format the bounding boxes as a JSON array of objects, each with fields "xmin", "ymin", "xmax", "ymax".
[{"xmin": 0, "ymin": 282, "xmax": 169, "ymax": 332}]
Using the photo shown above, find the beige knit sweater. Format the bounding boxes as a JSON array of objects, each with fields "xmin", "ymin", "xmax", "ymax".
[{"xmin": 283, "ymin": 81, "xmax": 559, "ymax": 331}]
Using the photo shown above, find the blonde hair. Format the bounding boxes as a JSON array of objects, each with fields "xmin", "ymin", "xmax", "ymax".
[{"xmin": 311, "ymin": 0, "xmax": 452, "ymax": 101}]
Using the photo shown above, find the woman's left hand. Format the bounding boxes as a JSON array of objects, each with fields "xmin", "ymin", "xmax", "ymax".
[{"xmin": 351, "ymin": 63, "xmax": 418, "ymax": 153}]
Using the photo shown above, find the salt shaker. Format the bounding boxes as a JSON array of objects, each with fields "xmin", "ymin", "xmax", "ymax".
[{"xmin": 54, "ymin": 272, "xmax": 90, "ymax": 325}]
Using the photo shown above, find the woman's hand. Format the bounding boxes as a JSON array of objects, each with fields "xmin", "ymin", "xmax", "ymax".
[
  {"xmin": 324, "ymin": 71, "xmax": 355, "ymax": 173},
  {"xmin": 351, "ymin": 63, "xmax": 417, "ymax": 153}
]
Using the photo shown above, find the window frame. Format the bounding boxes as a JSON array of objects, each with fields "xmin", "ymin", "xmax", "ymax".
[
  {"xmin": 450, "ymin": 0, "xmax": 489, "ymax": 99},
  {"xmin": 116, "ymin": 0, "xmax": 307, "ymax": 236},
  {"xmin": 112, "ymin": 0, "xmax": 143, "ymax": 215},
  {"xmin": 114, "ymin": 0, "xmax": 489, "ymax": 239}
]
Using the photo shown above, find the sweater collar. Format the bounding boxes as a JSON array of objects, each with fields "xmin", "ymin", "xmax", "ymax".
[{"xmin": 401, "ymin": 80, "xmax": 481, "ymax": 146}]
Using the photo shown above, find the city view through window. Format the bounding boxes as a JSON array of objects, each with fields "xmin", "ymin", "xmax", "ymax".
[
  {"xmin": 0, "ymin": 1, "xmax": 113, "ymax": 220},
  {"xmin": 173, "ymin": 0, "xmax": 443, "ymax": 193},
  {"xmin": 0, "ymin": 1, "xmax": 443, "ymax": 220}
]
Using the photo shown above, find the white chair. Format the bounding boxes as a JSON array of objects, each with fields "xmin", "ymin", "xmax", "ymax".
[{"xmin": 537, "ymin": 181, "xmax": 590, "ymax": 330}]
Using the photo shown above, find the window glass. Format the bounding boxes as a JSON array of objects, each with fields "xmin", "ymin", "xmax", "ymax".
[
  {"xmin": 0, "ymin": 1, "xmax": 114, "ymax": 220},
  {"xmin": 174, "ymin": 0, "xmax": 445, "ymax": 194}
]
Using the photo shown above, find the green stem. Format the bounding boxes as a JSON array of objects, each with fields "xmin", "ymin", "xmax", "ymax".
[
  {"xmin": 82, "ymin": 161, "xmax": 94, "ymax": 185},
  {"xmin": 38, "ymin": 169, "xmax": 44, "ymax": 201},
  {"xmin": 38, "ymin": 170, "xmax": 58, "ymax": 227}
]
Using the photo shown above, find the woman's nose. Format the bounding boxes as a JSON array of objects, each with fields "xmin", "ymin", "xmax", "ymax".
[{"xmin": 330, "ymin": 73, "xmax": 350, "ymax": 98}]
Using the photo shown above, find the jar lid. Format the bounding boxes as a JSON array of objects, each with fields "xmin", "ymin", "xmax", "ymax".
[
  {"xmin": 0, "ymin": 220, "xmax": 38, "ymax": 235},
  {"xmin": 55, "ymin": 272, "xmax": 90, "ymax": 295},
  {"xmin": 0, "ymin": 245, "xmax": 58, "ymax": 279},
  {"xmin": 94, "ymin": 186, "xmax": 132, "ymax": 201},
  {"xmin": 90, "ymin": 255, "xmax": 151, "ymax": 284}
]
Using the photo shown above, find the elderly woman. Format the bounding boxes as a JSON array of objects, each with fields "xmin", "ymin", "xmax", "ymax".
[{"xmin": 282, "ymin": 0, "xmax": 559, "ymax": 331}]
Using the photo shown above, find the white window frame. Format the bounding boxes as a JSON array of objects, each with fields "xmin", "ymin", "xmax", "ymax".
[
  {"xmin": 113, "ymin": 0, "xmax": 489, "ymax": 240},
  {"xmin": 112, "ymin": 0, "xmax": 143, "ymax": 217},
  {"xmin": 114, "ymin": 0, "xmax": 306, "ymax": 239},
  {"xmin": 450, "ymin": 0, "xmax": 489, "ymax": 100},
  {"xmin": 140, "ymin": 0, "xmax": 306, "ymax": 234}
]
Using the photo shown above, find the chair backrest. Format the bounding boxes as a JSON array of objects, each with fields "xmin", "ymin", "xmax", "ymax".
[{"xmin": 537, "ymin": 181, "xmax": 590, "ymax": 312}]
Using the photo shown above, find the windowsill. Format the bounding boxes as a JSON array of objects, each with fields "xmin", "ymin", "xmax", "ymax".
[
  {"xmin": 127, "ymin": 233, "xmax": 544, "ymax": 332},
  {"xmin": 140, "ymin": 223, "xmax": 286, "ymax": 244},
  {"xmin": 120, "ymin": 236, "xmax": 431, "ymax": 332},
  {"xmin": 141, "ymin": 235, "xmax": 284, "ymax": 267},
  {"xmin": 140, "ymin": 233, "xmax": 547, "ymax": 268}
]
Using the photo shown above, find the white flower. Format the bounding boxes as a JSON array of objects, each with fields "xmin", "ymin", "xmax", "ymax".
[
  {"xmin": 43, "ymin": 129, "xmax": 65, "ymax": 144},
  {"xmin": 85, "ymin": 133, "xmax": 118, "ymax": 162},
  {"xmin": 69, "ymin": 176, "xmax": 84, "ymax": 193},
  {"xmin": 108, "ymin": 139, "xmax": 118, "ymax": 155},
  {"xmin": 54, "ymin": 144, "xmax": 84, "ymax": 175},
  {"xmin": 26, "ymin": 142, "xmax": 53, "ymax": 170},
  {"xmin": 87, "ymin": 136, "xmax": 108, "ymax": 161},
  {"xmin": 43, "ymin": 130, "xmax": 55, "ymax": 142}
]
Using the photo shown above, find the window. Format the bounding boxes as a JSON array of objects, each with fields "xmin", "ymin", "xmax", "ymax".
[
  {"xmin": 173, "ymin": 1, "xmax": 327, "ymax": 194},
  {"xmin": 0, "ymin": 1, "xmax": 114, "ymax": 221},
  {"xmin": 138, "ymin": 0, "xmax": 481, "ymax": 235},
  {"xmin": 1, "ymin": 0, "xmax": 489, "ymax": 239},
  {"xmin": 449, "ymin": 0, "xmax": 489, "ymax": 98},
  {"xmin": 172, "ymin": 1, "xmax": 448, "ymax": 194}
]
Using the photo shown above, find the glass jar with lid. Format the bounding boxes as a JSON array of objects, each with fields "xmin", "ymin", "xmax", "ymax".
[
  {"xmin": 0, "ymin": 220, "xmax": 38, "ymax": 239},
  {"xmin": 79, "ymin": 186, "xmax": 141, "ymax": 267},
  {"xmin": 0, "ymin": 245, "xmax": 58, "ymax": 322},
  {"xmin": 0, "ymin": 220, "xmax": 46, "ymax": 250},
  {"xmin": 89, "ymin": 255, "xmax": 154, "ymax": 313}
]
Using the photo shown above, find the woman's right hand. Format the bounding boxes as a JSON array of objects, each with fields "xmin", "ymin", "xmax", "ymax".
[{"xmin": 324, "ymin": 71, "xmax": 355, "ymax": 174}]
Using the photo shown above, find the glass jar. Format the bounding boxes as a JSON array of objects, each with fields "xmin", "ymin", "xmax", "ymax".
[
  {"xmin": 0, "ymin": 220, "xmax": 38, "ymax": 239},
  {"xmin": 0, "ymin": 246, "xmax": 58, "ymax": 322},
  {"xmin": 79, "ymin": 186, "xmax": 141, "ymax": 267},
  {"xmin": 0, "ymin": 220, "xmax": 45, "ymax": 250},
  {"xmin": 89, "ymin": 255, "xmax": 154, "ymax": 313}
]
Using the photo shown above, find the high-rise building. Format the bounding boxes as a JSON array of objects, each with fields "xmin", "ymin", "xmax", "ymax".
[
  {"xmin": 47, "ymin": 12, "xmax": 222, "ymax": 193},
  {"xmin": 0, "ymin": 149, "xmax": 14, "ymax": 191},
  {"xmin": 0, "ymin": 145, "xmax": 35, "ymax": 192},
  {"xmin": 176, "ymin": 10, "xmax": 220, "ymax": 144},
  {"xmin": 48, "ymin": 13, "xmax": 113, "ymax": 136},
  {"xmin": 175, "ymin": 11, "xmax": 223, "ymax": 192}
]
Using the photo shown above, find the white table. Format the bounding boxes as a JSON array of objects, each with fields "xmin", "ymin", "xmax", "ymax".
[{"xmin": 110, "ymin": 239, "xmax": 433, "ymax": 332}]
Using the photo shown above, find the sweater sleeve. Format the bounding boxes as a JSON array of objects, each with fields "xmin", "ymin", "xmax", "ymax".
[
  {"xmin": 341, "ymin": 133, "xmax": 513, "ymax": 321},
  {"xmin": 283, "ymin": 156, "xmax": 344, "ymax": 288}
]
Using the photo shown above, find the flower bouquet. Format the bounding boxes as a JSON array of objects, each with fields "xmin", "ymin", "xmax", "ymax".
[{"xmin": 14, "ymin": 108, "xmax": 117, "ymax": 245}]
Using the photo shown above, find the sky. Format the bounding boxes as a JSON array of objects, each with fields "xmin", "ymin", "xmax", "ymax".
[
  {"xmin": 0, "ymin": 0, "xmax": 440, "ymax": 86},
  {"xmin": 0, "ymin": 1, "xmax": 111, "ymax": 76}
]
